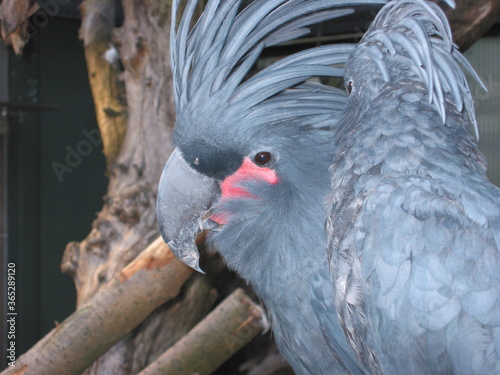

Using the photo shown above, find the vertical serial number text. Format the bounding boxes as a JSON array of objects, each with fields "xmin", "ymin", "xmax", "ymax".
[{"xmin": 6, "ymin": 263, "xmax": 16, "ymax": 368}]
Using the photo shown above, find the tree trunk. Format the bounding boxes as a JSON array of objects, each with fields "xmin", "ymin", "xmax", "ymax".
[{"xmin": 60, "ymin": 0, "xmax": 218, "ymax": 373}]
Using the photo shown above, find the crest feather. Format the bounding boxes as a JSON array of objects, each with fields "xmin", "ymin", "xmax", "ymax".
[
  {"xmin": 357, "ymin": 0, "xmax": 485, "ymax": 138},
  {"xmin": 171, "ymin": 0, "xmax": 387, "ymax": 133}
]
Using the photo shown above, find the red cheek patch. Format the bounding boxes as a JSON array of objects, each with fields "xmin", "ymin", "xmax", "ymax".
[
  {"xmin": 210, "ymin": 158, "xmax": 279, "ymax": 225},
  {"xmin": 221, "ymin": 157, "xmax": 279, "ymax": 199}
]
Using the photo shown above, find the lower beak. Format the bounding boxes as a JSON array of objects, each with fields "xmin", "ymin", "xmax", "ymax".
[{"xmin": 156, "ymin": 147, "xmax": 220, "ymax": 272}]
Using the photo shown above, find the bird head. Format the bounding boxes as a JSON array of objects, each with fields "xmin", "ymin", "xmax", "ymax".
[
  {"xmin": 157, "ymin": 0, "xmax": 387, "ymax": 275},
  {"xmin": 343, "ymin": 0, "xmax": 484, "ymax": 137}
]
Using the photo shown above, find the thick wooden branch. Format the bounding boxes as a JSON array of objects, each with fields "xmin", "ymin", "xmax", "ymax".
[
  {"xmin": 138, "ymin": 288, "xmax": 267, "ymax": 375},
  {"xmin": 0, "ymin": 238, "xmax": 193, "ymax": 375},
  {"xmin": 80, "ymin": 0, "xmax": 128, "ymax": 169}
]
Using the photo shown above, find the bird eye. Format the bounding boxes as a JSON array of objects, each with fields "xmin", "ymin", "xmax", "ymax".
[
  {"xmin": 347, "ymin": 81, "xmax": 353, "ymax": 95},
  {"xmin": 254, "ymin": 151, "xmax": 272, "ymax": 166}
]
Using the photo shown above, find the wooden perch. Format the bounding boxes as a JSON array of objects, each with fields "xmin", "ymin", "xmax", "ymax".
[
  {"xmin": 138, "ymin": 288, "xmax": 268, "ymax": 375},
  {"xmin": 0, "ymin": 238, "xmax": 193, "ymax": 375}
]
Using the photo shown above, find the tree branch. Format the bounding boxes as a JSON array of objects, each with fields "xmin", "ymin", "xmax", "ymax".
[
  {"xmin": 0, "ymin": 238, "xmax": 193, "ymax": 375},
  {"xmin": 138, "ymin": 288, "xmax": 268, "ymax": 375}
]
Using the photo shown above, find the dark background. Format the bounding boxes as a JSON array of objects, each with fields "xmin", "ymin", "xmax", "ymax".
[{"xmin": 1, "ymin": 14, "xmax": 107, "ymax": 365}]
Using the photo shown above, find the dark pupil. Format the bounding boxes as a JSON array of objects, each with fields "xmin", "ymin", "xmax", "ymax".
[
  {"xmin": 254, "ymin": 151, "xmax": 271, "ymax": 166},
  {"xmin": 347, "ymin": 81, "xmax": 353, "ymax": 95}
]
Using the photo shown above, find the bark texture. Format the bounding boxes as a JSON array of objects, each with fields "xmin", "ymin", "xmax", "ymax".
[
  {"xmin": 60, "ymin": 0, "xmax": 212, "ymax": 373},
  {"xmin": 79, "ymin": 0, "xmax": 128, "ymax": 169},
  {"xmin": 61, "ymin": 0, "xmax": 173, "ymax": 320}
]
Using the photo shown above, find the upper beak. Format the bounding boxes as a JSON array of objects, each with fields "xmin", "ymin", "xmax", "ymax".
[{"xmin": 156, "ymin": 147, "xmax": 220, "ymax": 272}]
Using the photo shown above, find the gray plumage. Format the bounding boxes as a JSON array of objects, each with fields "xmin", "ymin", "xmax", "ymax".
[
  {"xmin": 328, "ymin": 0, "xmax": 500, "ymax": 373},
  {"xmin": 167, "ymin": 1, "xmax": 385, "ymax": 373},
  {"xmin": 157, "ymin": 0, "xmax": 500, "ymax": 374}
]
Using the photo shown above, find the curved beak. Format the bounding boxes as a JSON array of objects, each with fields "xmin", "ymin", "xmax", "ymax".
[{"xmin": 156, "ymin": 147, "xmax": 220, "ymax": 273}]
